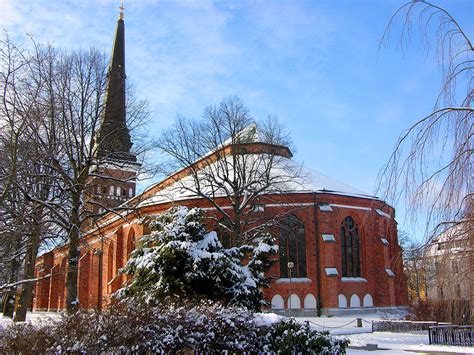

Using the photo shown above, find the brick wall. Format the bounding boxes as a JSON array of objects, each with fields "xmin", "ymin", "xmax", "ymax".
[{"xmin": 33, "ymin": 191, "xmax": 408, "ymax": 312}]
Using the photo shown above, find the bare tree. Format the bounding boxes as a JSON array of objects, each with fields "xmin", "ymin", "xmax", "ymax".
[
  {"xmin": 378, "ymin": 1, "xmax": 473, "ymax": 319},
  {"xmin": 0, "ymin": 36, "xmax": 28, "ymax": 206},
  {"xmin": 157, "ymin": 97, "xmax": 301, "ymax": 247},
  {"xmin": 0, "ymin": 36, "xmax": 61, "ymax": 320},
  {"xmin": 0, "ymin": 35, "xmax": 151, "ymax": 315},
  {"xmin": 31, "ymin": 47, "xmax": 150, "ymax": 314},
  {"xmin": 378, "ymin": 0, "xmax": 473, "ymax": 244}
]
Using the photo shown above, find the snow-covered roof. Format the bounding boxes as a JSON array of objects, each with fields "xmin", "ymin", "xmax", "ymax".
[
  {"xmin": 423, "ymin": 222, "xmax": 471, "ymax": 257},
  {"xmin": 136, "ymin": 154, "xmax": 375, "ymax": 208},
  {"xmin": 132, "ymin": 123, "xmax": 376, "ymax": 208},
  {"xmin": 297, "ymin": 164, "xmax": 372, "ymax": 197}
]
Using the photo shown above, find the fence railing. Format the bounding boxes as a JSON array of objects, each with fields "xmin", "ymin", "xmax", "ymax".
[
  {"xmin": 428, "ymin": 325, "xmax": 474, "ymax": 346},
  {"xmin": 372, "ymin": 320, "xmax": 450, "ymax": 333}
]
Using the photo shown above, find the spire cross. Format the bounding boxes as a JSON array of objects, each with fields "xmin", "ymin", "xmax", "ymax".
[{"xmin": 119, "ymin": 0, "xmax": 125, "ymax": 20}]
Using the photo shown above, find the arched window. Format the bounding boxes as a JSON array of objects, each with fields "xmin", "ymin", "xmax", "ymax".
[
  {"xmin": 107, "ymin": 245, "xmax": 114, "ymax": 282},
  {"xmin": 279, "ymin": 216, "xmax": 307, "ymax": 278},
  {"xmin": 350, "ymin": 294, "xmax": 361, "ymax": 308},
  {"xmin": 363, "ymin": 293, "xmax": 374, "ymax": 307},
  {"xmin": 217, "ymin": 217, "xmax": 233, "ymax": 248},
  {"xmin": 304, "ymin": 294, "xmax": 317, "ymax": 309},
  {"xmin": 288, "ymin": 294, "xmax": 301, "ymax": 309},
  {"xmin": 127, "ymin": 228, "xmax": 136, "ymax": 258},
  {"xmin": 340, "ymin": 216, "xmax": 361, "ymax": 277},
  {"xmin": 338, "ymin": 294, "xmax": 348, "ymax": 308},
  {"xmin": 271, "ymin": 294, "xmax": 284, "ymax": 309},
  {"xmin": 59, "ymin": 258, "xmax": 67, "ymax": 309},
  {"xmin": 78, "ymin": 252, "xmax": 91, "ymax": 308}
]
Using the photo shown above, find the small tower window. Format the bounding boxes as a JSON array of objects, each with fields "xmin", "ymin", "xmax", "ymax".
[
  {"xmin": 109, "ymin": 186, "xmax": 114, "ymax": 195},
  {"xmin": 116, "ymin": 187, "xmax": 121, "ymax": 196},
  {"xmin": 129, "ymin": 187, "xmax": 133, "ymax": 197}
]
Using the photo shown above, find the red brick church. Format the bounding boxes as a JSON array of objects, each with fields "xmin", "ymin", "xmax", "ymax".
[{"xmin": 32, "ymin": 11, "xmax": 408, "ymax": 316}]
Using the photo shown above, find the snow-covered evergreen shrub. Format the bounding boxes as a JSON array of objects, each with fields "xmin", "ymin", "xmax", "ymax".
[
  {"xmin": 0, "ymin": 302, "xmax": 349, "ymax": 354},
  {"xmin": 264, "ymin": 318, "xmax": 349, "ymax": 353},
  {"xmin": 117, "ymin": 206, "xmax": 278, "ymax": 311}
]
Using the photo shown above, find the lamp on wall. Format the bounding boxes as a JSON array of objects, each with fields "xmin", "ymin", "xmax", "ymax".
[{"xmin": 287, "ymin": 261, "xmax": 294, "ymax": 318}]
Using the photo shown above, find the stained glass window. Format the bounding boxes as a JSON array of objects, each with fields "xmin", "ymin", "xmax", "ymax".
[
  {"xmin": 341, "ymin": 216, "xmax": 361, "ymax": 277},
  {"xmin": 279, "ymin": 216, "xmax": 307, "ymax": 278}
]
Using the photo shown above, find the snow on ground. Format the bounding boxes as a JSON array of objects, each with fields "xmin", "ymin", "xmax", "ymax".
[
  {"xmin": 345, "ymin": 331, "xmax": 473, "ymax": 354},
  {"xmin": 295, "ymin": 312, "xmax": 474, "ymax": 354},
  {"xmin": 0, "ymin": 312, "xmax": 61, "ymax": 331},
  {"xmin": 347, "ymin": 349, "xmax": 417, "ymax": 354}
]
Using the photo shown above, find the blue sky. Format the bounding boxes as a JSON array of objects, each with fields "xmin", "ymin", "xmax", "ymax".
[{"xmin": 2, "ymin": 0, "xmax": 472, "ymax": 240}]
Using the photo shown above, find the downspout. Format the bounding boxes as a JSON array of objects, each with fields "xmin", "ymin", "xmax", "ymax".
[{"xmin": 313, "ymin": 192, "xmax": 323, "ymax": 316}]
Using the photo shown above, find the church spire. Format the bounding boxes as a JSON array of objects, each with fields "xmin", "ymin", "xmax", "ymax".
[{"xmin": 95, "ymin": 1, "xmax": 136, "ymax": 162}]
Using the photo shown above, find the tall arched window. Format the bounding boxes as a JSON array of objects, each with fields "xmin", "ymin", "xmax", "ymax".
[
  {"xmin": 217, "ymin": 217, "xmax": 233, "ymax": 248},
  {"xmin": 340, "ymin": 216, "xmax": 361, "ymax": 277},
  {"xmin": 127, "ymin": 228, "xmax": 135, "ymax": 258},
  {"xmin": 59, "ymin": 258, "xmax": 67, "ymax": 309},
  {"xmin": 107, "ymin": 245, "xmax": 114, "ymax": 282},
  {"xmin": 279, "ymin": 216, "xmax": 307, "ymax": 278}
]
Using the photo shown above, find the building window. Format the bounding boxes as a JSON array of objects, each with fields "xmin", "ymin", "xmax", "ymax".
[
  {"xmin": 109, "ymin": 186, "xmax": 114, "ymax": 195},
  {"xmin": 451, "ymin": 260, "xmax": 459, "ymax": 273},
  {"xmin": 340, "ymin": 216, "xmax": 361, "ymax": 277},
  {"xmin": 217, "ymin": 218, "xmax": 233, "ymax": 249},
  {"xmin": 107, "ymin": 245, "xmax": 114, "ymax": 282},
  {"xmin": 127, "ymin": 228, "xmax": 136, "ymax": 257},
  {"xmin": 128, "ymin": 187, "xmax": 133, "ymax": 197},
  {"xmin": 279, "ymin": 215, "xmax": 307, "ymax": 278}
]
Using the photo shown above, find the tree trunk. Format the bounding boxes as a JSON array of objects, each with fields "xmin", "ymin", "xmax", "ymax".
[
  {"xmin": 2, "ymin": 243, "xmax": 21, "ymax": 318},
  {"xmin": 66, "ymin": 197, "xmax": 81, "ymax": 314},
  {"xmin": 2, "ymin": 275, "xmax": 17, "ymax": 318},
  {"xmin": 13, "ymin": 225, "xmax": 40, "ymax": 322}
]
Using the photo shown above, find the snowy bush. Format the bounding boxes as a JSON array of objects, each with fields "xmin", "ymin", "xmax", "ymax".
[
  {"xmin": 264, "ymin": 318, "xmax": 349, "ymax": 353},
  {"xmin": 116, "ymin": 206, "xmax": 278, "ymax": 311},
  {"xmin": 0, "ymin": 301, "xmax": 349, "ymax": 353},
  {"xmin": 0, "ymin": 321, "xmax": 56, "ymax": 353}
]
